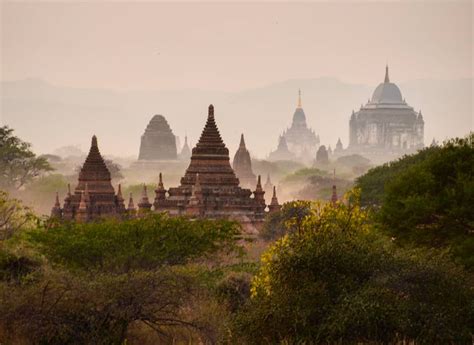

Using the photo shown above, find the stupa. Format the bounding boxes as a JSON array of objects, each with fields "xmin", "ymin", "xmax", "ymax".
[
  {"xmin": 51, "ymin": 136, "xmax": 125, "ymax": 221},
  {"xmin": 150, "ymin": 104, "xmax": 280, "ymax": 230},
  {"xmin": 232, "ymin": 134, "xmax": 257, "ymax": 188},
  {"xmin": 138, "ymin": 115, "xmax": 177, "ymax": 161},
  {"xmin": 179, "ymin": 135, "xmax": 192, "ymax": 161}
]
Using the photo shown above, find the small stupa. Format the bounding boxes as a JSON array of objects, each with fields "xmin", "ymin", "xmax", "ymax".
[{"xmin": 232, "ymin": 134, "xmax": 257, "ymax": 188}]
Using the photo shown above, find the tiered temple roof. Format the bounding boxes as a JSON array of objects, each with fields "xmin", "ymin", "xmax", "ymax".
[
  {"xmin": 272, "ymin": 90, "xmax": 319, "ymax": 162},
  {"xmin": 232, "ymin": 134, "xmax": 257, "ymax": 188},
  {"xmin": 51, "ymin": 136, "xmax": 125, "ymax": 221},
  {"xmin": 268, "ymin": 135, "xmax": 296, "ymax": 161},
  {"xmin": 152, "ymin": 104, "xmax": 280, "ymax": 227}
]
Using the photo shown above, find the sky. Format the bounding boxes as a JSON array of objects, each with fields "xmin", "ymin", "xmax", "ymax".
[{"xmin": 1, "ymin": 1, "xmax": 473, "ymax": 91}]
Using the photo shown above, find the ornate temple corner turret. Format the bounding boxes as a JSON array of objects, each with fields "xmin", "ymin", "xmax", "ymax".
[
  {"xmin": 137, "ymin": 185, "xmax": 152, "ymax": 215},
  {"xmin": 268, "ymin": 186, "xmax": 282, "ymax": 214}
]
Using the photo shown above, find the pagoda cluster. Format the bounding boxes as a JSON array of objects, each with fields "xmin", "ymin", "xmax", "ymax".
[{"xmin": 52, "ymin": 105, "xmax": 281, "ymax": 226}]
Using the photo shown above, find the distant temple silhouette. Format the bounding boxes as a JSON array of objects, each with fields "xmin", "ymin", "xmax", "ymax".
[
  {"xmin": 269, "ymin": 90, "xmax": 319, "ymax": 162},
  {"xmin": 347, "ymin": 66, "xmax": 424, "ymax": 161}
]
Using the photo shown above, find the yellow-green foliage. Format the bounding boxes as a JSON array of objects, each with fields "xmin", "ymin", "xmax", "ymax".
[{"xmin": 236, "ymin": 194, "xmax": 473, "ymax": 344}]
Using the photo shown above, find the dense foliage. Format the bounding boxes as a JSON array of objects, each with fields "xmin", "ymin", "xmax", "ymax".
[
  {"xmin": 0, "ymin": 190, "xmax": 36, "ymax": 241},
  {"xmin": 357, "ymin": 133, "xmax": 474, "ymax": 269},
  {"xmin": 236, "ymin": 200, "xmax": 474, "ymax": 344},
  {"xmin": 260, "ymin": 200, "xmax": 312, "ymax": 240},
  {"xmin": 28, "ymin": 214, "xmax": 242, "ymax": 272},
  {"xmin": 0, "ymin": 213, "xmax": 245, "ymax": 344},
  {"xmin": 0, "ymin": 126, "xmax": 53, "ymax": 190}
]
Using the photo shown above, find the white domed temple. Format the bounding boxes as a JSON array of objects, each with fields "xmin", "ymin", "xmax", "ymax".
[{"xmin": 348, "ymin": 66, "xmax": 424, "ymax": 162}]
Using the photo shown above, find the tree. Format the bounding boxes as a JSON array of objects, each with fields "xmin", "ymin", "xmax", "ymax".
[
  {"xmin": 235, "ymin": 200, "xmax": 474, "ymax": 344},
  {"xmin": 375, "ymin": 133, "xmax": 474, "ymax": 269},
  {"xmin": 104, "ymin": 159, "xmax": 123, "ymax": 181},
  {"xmin": 0, "ymin": 126, "xmax": 53, "ymax": 190},
  {"xmin": 356, "ymin": 146, "xmax": 440, "ymax": 207},
  {"xmin": 0, "ymin": 190, "xmax": 36, "ymax": 241},
  {"xmin": 259, "ymin": 200, "xmax": 312, "ymax": 240},
  {"xmin": 28, "ymin": 213, "xmax": 242, "ymax": 273},
  {"xmin": 0, "ymin": 269, "xmax": 216, "ymax": 345}
]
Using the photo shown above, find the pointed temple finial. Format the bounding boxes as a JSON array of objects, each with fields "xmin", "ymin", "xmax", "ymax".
[
  {"xmin": 91, "ymin": 135, "xmax": 98, "ymax": 148},
  {"xmin": 159, "ymin": 172, "xmax": 164, "ymax": 187},
  {"xmin": 117, "ymin": 183, "xmax": 123, "ymax": 198},
  {"xmin": 239, "ymin": 133, "xmax": 246, "ymax": 148},
  {"xmin": 297, "ymin": 89, "xmax": 302, "ymax": 108},
  {"xmin": 54, "ymin": 192, "xmax": 60, "ymax": 207},
  {"xmin": 128, "ymin": 193, "xmax": 135, "ymax": 211},
  {"xmin": 208, "ymin": 104, "xmax": 214, "ymax": 117},
  {"xmin": 256, "ymin": 175, "xmax": 262, "ymax": 189},
  {"xmin": 384, "ymin": 64, "xmax": 390, "ymax": 83},
  {"xmin": 268, "ymin": 185, "xmax": 281, "ymax": 213},
  {"xmin": 67, "ymin": 183, "xmax": 71, "ymax": 196}
]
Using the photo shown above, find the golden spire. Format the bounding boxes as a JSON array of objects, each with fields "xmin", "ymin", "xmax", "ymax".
[{"xmin": 297, "ymin": 89, "xmax": 302, "ymax": 108}]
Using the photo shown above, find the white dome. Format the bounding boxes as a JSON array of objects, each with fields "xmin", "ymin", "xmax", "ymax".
[{"xmin": 371, "ymin": 82, "xmax": 403, "ymax": 104}]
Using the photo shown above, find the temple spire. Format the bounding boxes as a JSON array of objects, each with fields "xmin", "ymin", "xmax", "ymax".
[
  {"xmin": 91, "ymin": 135, "xmax": 98, "ymax": 148},
  {"xmin": 384, "ymin": 65, "xmax": 390, "ymax": 83},
  {"xmin": 128, "ymin": 193, "xmax": 135, "ymax": 211},
  {"xmin": 297, "ymin": 89, "xmax": 302, "ymax": 108},
  {"xmin": 239, "ymin": 133, "xmax": 246, "ymax": 148}
]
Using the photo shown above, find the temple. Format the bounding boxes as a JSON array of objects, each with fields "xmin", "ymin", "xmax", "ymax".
[
  {"xmin": 347, "ymin": 66, "xmax": 424, "ymax": 162},
  {"xmin": 150, "ymin": 104, "xmax": 280, "ymax": 231},
  {"xmin": 179, "ymin": 135, "xmax": 191, "ymax": 161},
  {"xmin": 51, "ymin": 136, "xmax": 125, "ymax": 221},
  {"xmin": 138, "ymin": 115, "xmax": 178, "ymax": 161},
  {"xmin": 263, "ymin": 174, "xmax": 273, "ymax": 204},
  {"xmin": 232, "ymin": 134, "xmax": 257, "ymax": 188},
  {"xmin": 270, "ymin": 90, "xmax": 319, "ymax": 162},
  {"xmin": 268, "ymin": 136, "xmax": 296, "ymax": 161},
  {"xmin": 316, "ymin": 145, "xmax": 329, "ymax": 164}
]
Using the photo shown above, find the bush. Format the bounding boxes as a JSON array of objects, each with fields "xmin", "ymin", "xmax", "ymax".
[
  {"xmin": 235, "ymin": 200, "xmax": 474, "ymax": 344},
  {"xmin": 259, "ymin": 200, "xmax": 312, "ymax": 241},
  {"xmin": 27, "ymin": 213, "xmax": 242, "ymax": 272}
]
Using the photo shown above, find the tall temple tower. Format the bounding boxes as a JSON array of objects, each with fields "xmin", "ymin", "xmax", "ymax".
[
  {"xmin": 138, "ymin": 115, "xmax": 177, "ymax": 160},
  {"xmin": 232, "ymin": 134, "xmax": 257, "ymax": 188},
  {"xmin": 271, "ymin": 90, "xmax": 319, "ymax": 162},
  {"xmin": 348, "ymin": 66, "xmax": 424, "ymax": 162},
  {"xmin": 51, "ymin": 136, "xmax": 125, "ymax": 221},
  {"xmin": 152, "ymin": 105, "xmax": 279, "ymax": 229}
]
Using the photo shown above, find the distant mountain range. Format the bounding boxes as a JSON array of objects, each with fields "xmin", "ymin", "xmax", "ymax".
[{"xmin": 1, "ymin": 77, "xmax": 472, "ymax": 159}]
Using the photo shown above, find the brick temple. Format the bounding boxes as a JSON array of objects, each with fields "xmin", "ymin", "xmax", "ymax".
[
  {"xmin": 51, "ymin": 136, "xmax": 126, "ymax": 221},
  {"xmin": 149, "ymin": 104, "xmax": 280, "ymax": 229},
  {"xmin": 52, "ymin": 105, "xmax": 281, "ymax": 229}
]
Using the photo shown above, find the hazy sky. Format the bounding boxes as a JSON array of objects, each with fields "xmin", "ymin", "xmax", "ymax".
[{"xmin": 1, "ymin": 1, "xmax": 473, "ymax": 91}]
